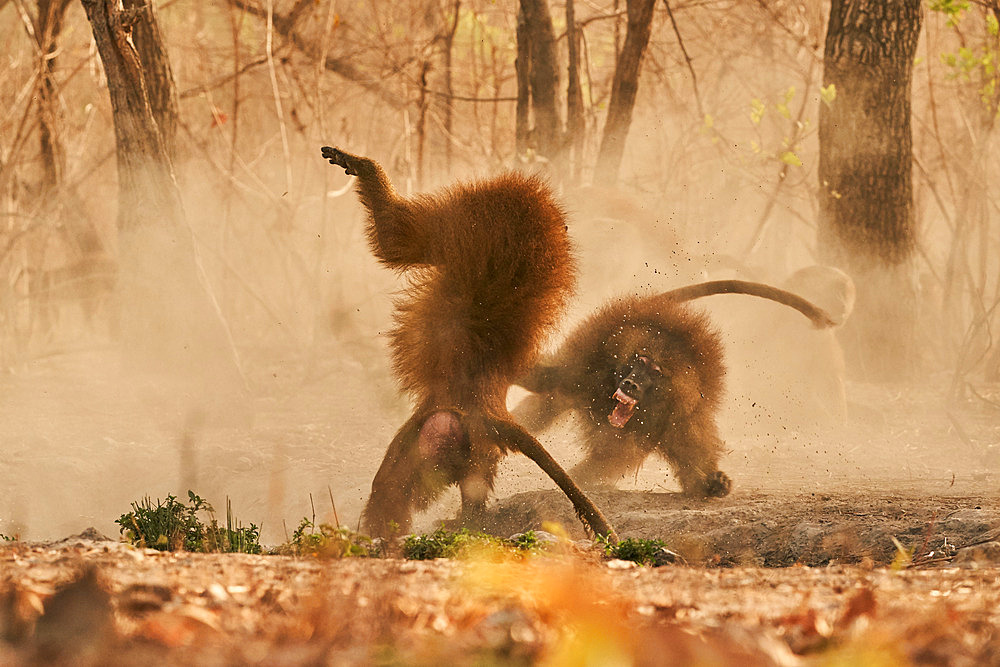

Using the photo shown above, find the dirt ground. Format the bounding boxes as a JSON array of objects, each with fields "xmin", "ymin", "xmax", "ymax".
[
  {"xmin": 3, "ymin": 531, "xmax": 1000, "ymax": 665},
  {"xmin": 3, "ymin": 341, "xmax": 1000, "ymax": 664}
]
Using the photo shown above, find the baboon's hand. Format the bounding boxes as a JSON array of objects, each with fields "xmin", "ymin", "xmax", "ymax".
[
  {"xmin": 702, "ymin": 470, "xmax": 732, "ymax": 498},
  {"xmin": 321, "ymin": 146, "xmax": 359, "ymax": 175}
]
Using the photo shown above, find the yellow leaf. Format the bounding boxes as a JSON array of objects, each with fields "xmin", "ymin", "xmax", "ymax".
[
  {"xmin": 820, "ymin": 83, "xmax": 837, "ymax": 107},
  {"xmin": 780, "ymin": 151, "xmax": 803, "ymax": 167}
]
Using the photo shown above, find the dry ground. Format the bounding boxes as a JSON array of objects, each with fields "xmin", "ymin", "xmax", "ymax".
[
  {"xmin": 2, "ymin": 532, "xmax": 1000, "ymax": 665},
  {"xmin": 2, "ymin": 345, "xmax": 1000, "ymax": 664}
]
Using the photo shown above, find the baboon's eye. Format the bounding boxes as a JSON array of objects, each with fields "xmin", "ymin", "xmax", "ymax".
[{"xmin": 636, "ymin": 355, "xmax": 663, "ymax": 375}]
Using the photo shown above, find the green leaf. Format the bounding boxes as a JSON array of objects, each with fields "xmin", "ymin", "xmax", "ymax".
[
  {"xmin": 988, "ymin": 13, "xmax": 999, "ymax": 36},
  {"xmin": 820, "ymin": 83, "xmax": 836, "ymax": 107},
  {"xmin": 929, "ymin": 0, "xmax": 969, "ymax": 27},
  {"xmin": 780, "ymin": 151, "xmax": 803, "ymax": 167}
]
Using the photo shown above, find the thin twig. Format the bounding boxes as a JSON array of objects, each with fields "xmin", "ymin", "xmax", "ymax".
[
  {"xmin": 328, "ymin": 486, "xmax": 341, "ymax": 528},
  {"xmin": 265, "ymin": 0, "xmax": 292, "ymax": 195},
  {"xmin": 424, "ymin": 89, "xmax": 517, "ymax": 103},
  {"xmin": 223, "ymin": 0, "xmax": 404, "ymax": 109},
  {"xmin": 744, "ymin": 61, "xmax": 817, "ymax": 257},
  {"xmin": 11, "ymin": 0, "xmax": 40, "ymax": 56},
  {"xmin": 662, "ymin": 0, "xmax": 704, "ymax": 120},
  {"xmin": 180, "ymin": 55, "xmax": 270, "ymax": 99}
]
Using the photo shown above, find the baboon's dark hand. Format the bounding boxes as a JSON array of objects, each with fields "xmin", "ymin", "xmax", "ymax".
[{"xmin": 321, "ymin": 146, "xmax": 357, "ymax": 175}]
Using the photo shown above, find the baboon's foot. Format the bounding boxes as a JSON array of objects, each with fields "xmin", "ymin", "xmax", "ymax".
[
  {"xmin": 701, "ymin": 470, "xmax": 732, "ymax": 498},
  {"xmin": 362, "ymin": 496, "xmax": 411, "ymax": 541},
  {"xmin": 321, "ymin": 146, "xmax": 360, "ymax": 175}
]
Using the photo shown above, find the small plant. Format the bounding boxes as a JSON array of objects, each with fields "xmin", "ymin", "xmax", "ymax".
[
  {"xmin": 211, "ymin": 498, "xmax": 263, "ymax": 555},
  {"xmin": 402, "ymin": 527, "xmax": 544, "ymax": 560},
  {"xmin": 508, "ymin": 529, "xmax": 541, "ymax": 551},
  {"xmin": 598, "ymin": 536, "xmax": 679, "ymax": 567},
  {"xmin": 116, "ymin": 491, "xmax": 261, "ymax": 554},
  {"xmin": 0, "ymin": 533, "xmax": 14, "ymax": 542},
  {"xmin": 890, "ymin": 535, "xmax": 915, "ymax": 570},
  {"xmin": 403, "ymin": 527, "xmax": 477, "ymax": 560},
  {"xmin": 274, "ymin": 518, "xmax": 380, "ymax": 558}
]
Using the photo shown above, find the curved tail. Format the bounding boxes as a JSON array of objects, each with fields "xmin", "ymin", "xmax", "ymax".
[
  {"xmin": 655, "ymin": 279, "xmax": 837, "ymax": 328},
  {"xmin": 487, "ymin": 417, "xmax": 618, "ymax": 542}
]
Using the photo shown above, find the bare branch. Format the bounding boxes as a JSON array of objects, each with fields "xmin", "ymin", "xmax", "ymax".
[
  {"xmin": 180, "ymin": 55, "xmax": 270, "ymax": 99},
  {"xmin": 662, "ymin": 0, "xmax": 705, "ymax": 120},
  {"xmin": 223, "ymin": 0, "xmax": 404, "ymax": 109}
]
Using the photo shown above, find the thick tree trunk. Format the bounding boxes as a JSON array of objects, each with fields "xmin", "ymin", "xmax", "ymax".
[
  {"xmin": 817, "ymin": 0, "xmax": 923, "ymax": 380},
  {"xmin": 595, "ymin": 0, "xmax": 656, "ymax": 185},
  {"xmin": 80, "ymin": 0, "xmax": 246, "ymax": 412},
  {"xmin": 517, "ymin": 0, "xmax": 561, "ymax": 165},
  {"xmin": 122, "ymin": 0, "xmax": 180, "ymax": 162}
]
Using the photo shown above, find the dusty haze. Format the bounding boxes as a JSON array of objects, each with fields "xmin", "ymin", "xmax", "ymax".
[{"xmin": 1, "ymin": 1, "xmax": 998, "ymax": 545}]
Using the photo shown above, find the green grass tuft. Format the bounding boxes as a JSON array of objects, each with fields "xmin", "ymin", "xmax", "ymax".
[
  {"xmin": 598, "ymin": 536, "xmax": 678, "ymax": 566},
  {"xmin": 116, "ymin": 491, "xmax": 261, "ymax": 554},
  {"xmin": 273, "ymin": 518, "xmax": 380, "ymax": 558},
  {"xmin": 402, "ymin": 527, "xmax": 543, "ymax": 560}
]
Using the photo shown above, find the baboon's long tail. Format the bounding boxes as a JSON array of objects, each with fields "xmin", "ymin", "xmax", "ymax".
[
  {"xmin": 655, "ymin": 279, "xmax": 837, "ymax": 328},
  {"xmin": 488, "ymin": 417, "xmax": 618, "ymax": 543}
]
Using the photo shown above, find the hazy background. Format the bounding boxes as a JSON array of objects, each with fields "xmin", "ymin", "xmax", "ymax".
[{"xmin": 2, "ymin": 1, "xmax": 999, "ymax": 543}]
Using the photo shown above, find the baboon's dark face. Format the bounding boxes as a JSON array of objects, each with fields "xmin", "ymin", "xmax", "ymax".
[{"xmin": 608, "ymin": 354, "xmax": 661, "ymax": 428}]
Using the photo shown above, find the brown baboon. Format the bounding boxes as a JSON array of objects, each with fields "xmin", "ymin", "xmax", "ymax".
[
  {"xmin": 514, "ymin": 280, "xmax": 837, "ymax": 497},
  {"xmin": 321, "ymin": 146, "xmax": 615, "ymax": 540}
]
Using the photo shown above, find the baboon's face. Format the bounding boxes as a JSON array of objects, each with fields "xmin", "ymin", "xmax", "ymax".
[{"xmin": 608, "ymin": 354, "xmax": 661, "ymax": 428}]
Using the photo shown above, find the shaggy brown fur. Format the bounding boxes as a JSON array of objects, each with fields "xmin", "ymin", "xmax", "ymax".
[
  {"xmin": 321, "ymin": 147, "xmax": 615, "ymax": 540},
  {"xmin": 515, "ymin": 281, "xmax": 836, "ymax": 497}
]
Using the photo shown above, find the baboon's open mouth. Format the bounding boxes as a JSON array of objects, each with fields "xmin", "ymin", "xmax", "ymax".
[{"xmin": 608, "ymin": 388, "xmax": 638, "ymax": 428}]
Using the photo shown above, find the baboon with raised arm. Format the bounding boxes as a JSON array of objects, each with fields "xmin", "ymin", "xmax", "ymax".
[
  {"xmin": 515, "ymin": 280, "xmax": 838, "ymax": 498},
  {"xmin": 321, "ymin": 146, "xmax": 615, "ymax": 541}
]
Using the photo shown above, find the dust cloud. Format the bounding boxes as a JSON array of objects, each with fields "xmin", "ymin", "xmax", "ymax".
[{"xmin": 2, "ymin": 1, "xmax": 997, "ymax": 547}]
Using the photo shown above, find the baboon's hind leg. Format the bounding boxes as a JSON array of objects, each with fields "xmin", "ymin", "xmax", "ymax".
[{"xmin": 363, "ymin": 410, "xmax": 468, "ymax": 537}]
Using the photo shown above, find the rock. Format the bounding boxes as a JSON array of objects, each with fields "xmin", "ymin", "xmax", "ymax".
[
  {"xmin": 943, "ymin": 510, "xmax": 992, "ymax": 533},
  {"xmin": 953, "ymin": 541, "xmax": 1000, "ymax": 568}
]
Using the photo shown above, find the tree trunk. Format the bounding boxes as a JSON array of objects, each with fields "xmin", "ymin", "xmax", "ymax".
[
  {"xmin": 34, "ymin": 0, "xmax": 72, "ymax": 192},
  {"xmin": 80, "ymin": 0, "xmax": 246, "ymax": 413},
  {"xmin": 595, "ymin": 0, "xmax": 656, "ymax": 185},
  {"xmin": 441, "ymin": 0, "xmax": 460, "ymax": 176},
  {"xmin": 416, "ymin": 60, "xmax": 430, "ymax": 188},
  {"xmin": 122, "ymin": 0, "xmax": 180, "ymax": 162},
  {"xmin": 817, "ymin": 0, "xmax": 923, "ymax": 380},
  {"xmin": 517, "ymin": 0, "xmax": 561, "ymax": 165},
  {"xmin": 514, "ymin": 8, "xmax": 531, "ymax": 157},
  {"xmin": 565, "ymin": 0, "xmax": 585, "ymax": 184}
]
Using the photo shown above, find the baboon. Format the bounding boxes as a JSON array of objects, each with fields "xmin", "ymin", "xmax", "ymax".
[
  {"xmin": 321, "ymin": 146, "xmax": 615, "ymax": 540},
  {"xmin": 514, "ymin": 280, "xmax": 837, "ymax": 497}
]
